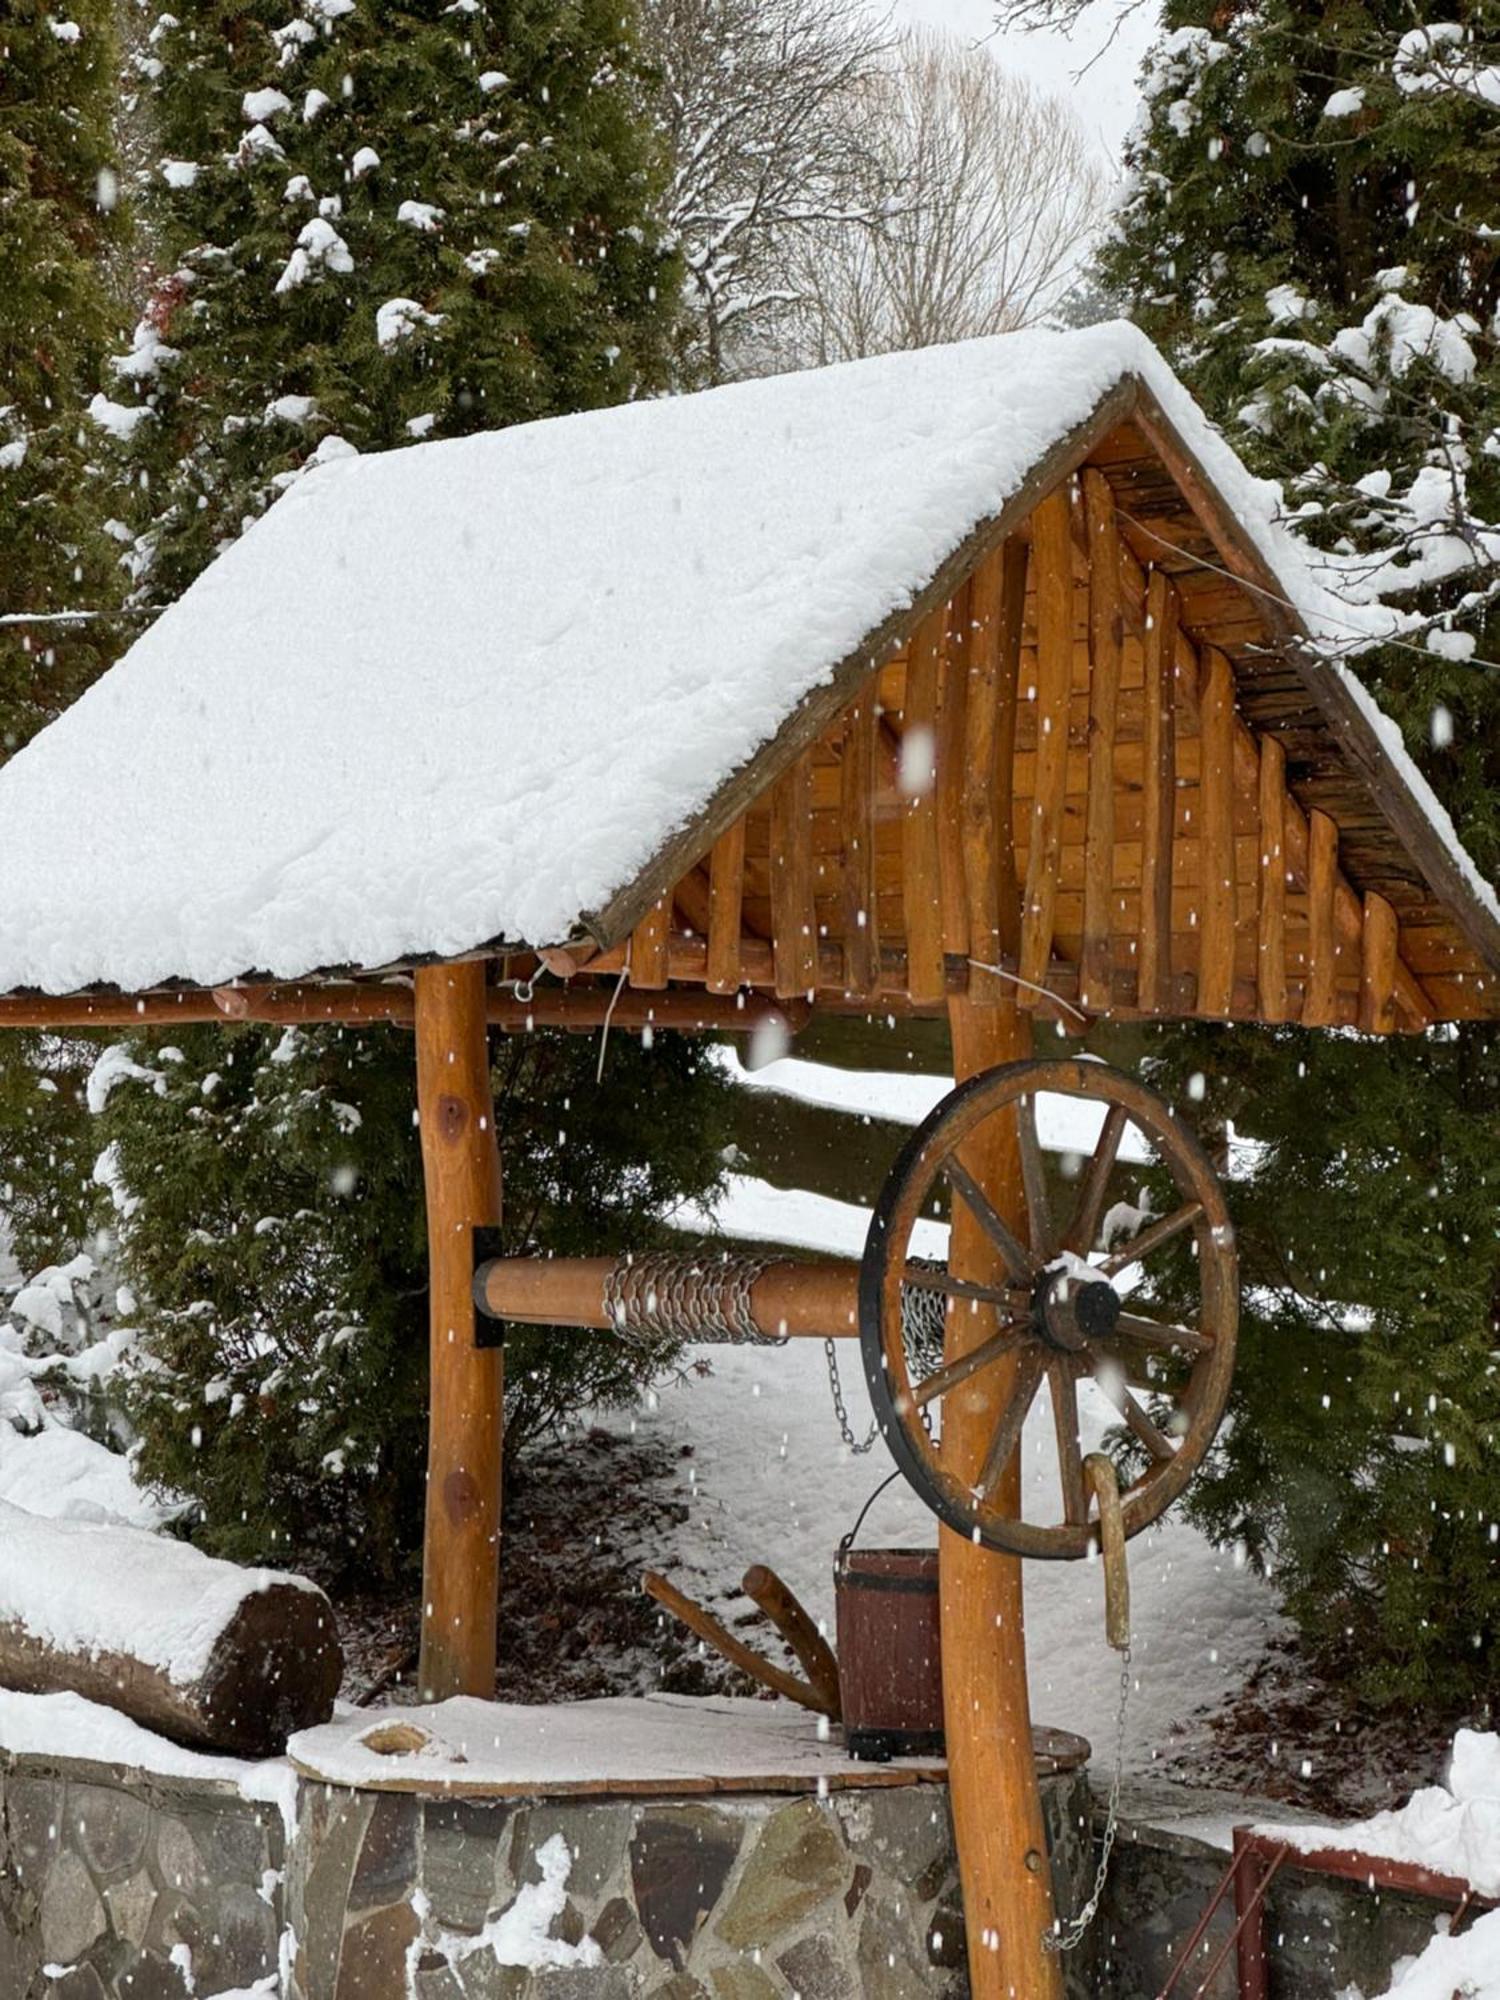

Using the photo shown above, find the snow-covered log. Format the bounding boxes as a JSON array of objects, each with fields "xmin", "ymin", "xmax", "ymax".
[{"xmin": 0, "ymin": 1501, "xmax": 341, "ymax": 1755}]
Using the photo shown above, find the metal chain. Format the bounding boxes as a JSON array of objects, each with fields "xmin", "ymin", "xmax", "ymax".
[
  {"xmin": 1045, "ymin": 1641, "xmax": 1132, "ymax": 1954},
  {"xmin": 823, "ymin": 1263, "xmax": 949, "ymax": 1455},
  {"xmin": 823, "ymin": 1338, "xmax": 880, "ymax": 1455}
]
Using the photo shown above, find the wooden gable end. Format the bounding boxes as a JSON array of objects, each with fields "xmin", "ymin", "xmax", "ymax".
[{"xmin": 570, "ymin": 423, "xmax": 1493, "ymax": 1033}]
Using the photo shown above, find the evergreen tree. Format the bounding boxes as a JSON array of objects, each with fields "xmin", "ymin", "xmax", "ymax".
[
  {"xmin": 102, "ymin": 0, "xmax": 675, "ymax": 601},
  {"xmin": 0, "ymin": 0, "xmax": 124, "ymax": 743},
  {"xmin": 1094, "ymin": 0, "xmax": 1500, "ymax": 1708},
  {"xmin": 79, "ymin": 0, "xmax": 735, "ymax": 1581}
]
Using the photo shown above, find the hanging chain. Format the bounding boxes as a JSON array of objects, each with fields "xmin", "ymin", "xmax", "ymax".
[
  {"xmin": 824, "ymin": 1265, "xmax": 948, "ymax": 1456},
  {"xmin": 1046, "ymin": 1640, "xmax": 1132, "ymax": 1954},
  {"xmin": 823, "ymin": 1338, "xmax": 880, "ymax": 1455}
]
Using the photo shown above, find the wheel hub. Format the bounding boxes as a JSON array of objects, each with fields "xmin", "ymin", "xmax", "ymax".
[{"xmin": 1032, "ymin": 1267, "xmax": 1121, "ymax": 1354}]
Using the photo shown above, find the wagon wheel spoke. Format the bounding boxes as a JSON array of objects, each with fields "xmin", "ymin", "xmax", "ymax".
[
  {"xmin": 1113, "ymin": 1311, "xmax": 1213, "ymax": 1356},
  {"xmin": 943, "ymin": 1159, "xmax": 1037, "ymax": 1280},
  {"xmin": 975, "ymin": 1346, "xmax": 1047, "ymax": 1500},
  {"xmin": 899, "ymin": 1265, "xmax": 1014, "ymax": 1311},
  {"xmin": 1099, "ymin": 1200, "xmax": 1204, "ymax": 1277},
  {"xmin": 1049, "ymin": 1363, "xmax": 1087, "ymax": 1525},
  {"xmin": 904, "ymin": 1324, "xmax": 1026, "ymax": 1413},
  {"xmin": 1017, "ymin": 1095, "xmax": 1053, "ymax": 1258},
  {"xmin": 1062, "ymin": 1103, "xmax": 1129, "ymax": 1257},
  {"xmin": 1092, "ymin": 1362, "xmax": 1177, "ymax": 1462}
]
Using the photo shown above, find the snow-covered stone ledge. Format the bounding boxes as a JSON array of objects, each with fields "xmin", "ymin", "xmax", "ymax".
[{"xmin": 0, "ymin": 1689, "xmax": 1097, "ymax": 1998}]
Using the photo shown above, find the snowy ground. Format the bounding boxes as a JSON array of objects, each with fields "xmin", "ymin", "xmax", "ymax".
[{"xmin": 602, "ymin": 1337, "xmax": 1277, "ymax": 1777}]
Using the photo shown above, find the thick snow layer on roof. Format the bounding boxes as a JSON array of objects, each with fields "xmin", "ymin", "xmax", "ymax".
[{"xmin": 0, "ymin": 321, "xmax": 1437, "ymax": 992}]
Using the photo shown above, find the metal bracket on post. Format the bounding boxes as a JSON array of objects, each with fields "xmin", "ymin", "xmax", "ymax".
[{"xmin": 471, "ymin": 1227, "xmax": 506, "ymax": 1347}]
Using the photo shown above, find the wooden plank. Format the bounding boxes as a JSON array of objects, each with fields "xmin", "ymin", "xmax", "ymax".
[
  {"xmin": 1197, "ymin": 645, "xmax": 1237, "ymax": 1016},
  {"xmin": 1304, "ymin": 809, "xmax": 1340, "ymax": 1026},
  {"xmin": 706, "ymin": 821, "xmax": 747, "ymax": 995},
  {"xmin": 1081, "ymin": 468, "xmax": 1124, "ymax": 1011},
  {"xmin": 629, "ymin": 896, "xmax": 670, "ymax": 991},
  {"xmin": 840, "ymin": 693, "xmax": 880, "ymax": 996},
  {"xmin": 1230, "ymin": 720, "xmax": 1436, "ymax": 1030},
  {"xmin": 1256, "ymin": 734, "xmax": 1288, "ymax": 1022},
  {"xmin": 770, "ymin": 749, "xmax": 818, "ymax": 999},
  {"xmin": 415, "ymin": 961, "xmax": 504, "ymax": 1703},
  {"xmin": 902, "ymin": 607, "xmax": 947, "ymax": 1006},
  {"xmin": 964, "ymin": 541, "xmax": 1027, "ymax": 1003},
  {"xmin": 937, "ymin": 584, "xmax": 971, "ymax": 959},
  {"xmin": 1138, "ymin": 571, "xmax": 1179, "ymax": 1013},
  {"xmin": 1018, "ymin": 488, "xmax": 1075, "ymax": 1003},
  {"xmin": 1361, "ymin": 892, "xmax": 1399, "ymax": 1034}
]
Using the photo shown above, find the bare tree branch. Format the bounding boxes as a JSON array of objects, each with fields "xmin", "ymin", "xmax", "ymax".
[
  {"xmin": 777, "ymin": 29, "xmax": 1110, "ymax": 368},
  {"xmin": 640, "ymin": 0, "xmax": 894, "ymax": 383}
]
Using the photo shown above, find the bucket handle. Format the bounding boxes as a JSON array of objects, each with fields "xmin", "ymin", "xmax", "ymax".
[{"xmin": 835, "ymin": 1468, "xmax": 905, "ymax": 1579}]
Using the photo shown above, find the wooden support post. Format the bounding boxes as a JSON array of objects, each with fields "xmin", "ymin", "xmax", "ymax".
[
  {"xmin": 416, "ymin": 961, "xmax": 504, "ymax": 1703},
  {"xmin": 1139, "ymin": 571, "xmax": 1179, "ymax": 1013},
  {"xmin": 1081, "ymin": 469, "xmax": 1123, "ymax": 1013},
  {"xmin": 771, "ymin": 749, "xmax": 818, "ymax": 999},
  {"xmin": 1361, "ymin": 891, "xmax": 1399, "ymax": 1035},
  {"xmin": 1018, "ymin": 489, "xmax": 1075, "ymax": 1002},
  {"xmin": 1197, "ymin": 646, "xmax": 1237, "ymax": 1017},
  {"xmin": 1305, "ymin": 809, "xmax": 1340, "ymax": 1027},
  {"xmin": 944, "ymin": 993, "xmax": 1062, "ymax": 2000},
  {"xmin": 841, "ymin": 693, "xmax": 880, "ymax": 997},
  {"xmin": 706, "ymin": 822, "xmax": 747, "ymax": 995},
  {"xmin": 1257, "ymin": 734, "xmax": 1289, "ymax": 1023},
  {"xmin": 902, "ymin": 607, "xmax": 947, "ymax": 1007},
  {"xmin": 964, "ymin": 542, "xmax": 1027, "ymax": 1006}
]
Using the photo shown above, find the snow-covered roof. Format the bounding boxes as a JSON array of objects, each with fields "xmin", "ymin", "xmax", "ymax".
[{"xmin": 0, "ymin": 320, "xmax": 1492, "ymax": 996}]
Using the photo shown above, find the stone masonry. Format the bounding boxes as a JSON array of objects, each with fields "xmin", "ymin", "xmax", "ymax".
[{"xmin": 0, "ymin": 1743, "xmax": 1461, "ymax": 1998}]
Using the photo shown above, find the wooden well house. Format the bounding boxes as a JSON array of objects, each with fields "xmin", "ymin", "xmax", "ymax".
[{"xmin": 0, "ymin": 324, "xmax": 1495, "ymax": 2000}]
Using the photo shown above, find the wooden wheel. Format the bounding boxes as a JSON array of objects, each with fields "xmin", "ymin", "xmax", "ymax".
[{"xmin": 859, "ymin": 1059, "xmax": 1237, "ymax": 1560}]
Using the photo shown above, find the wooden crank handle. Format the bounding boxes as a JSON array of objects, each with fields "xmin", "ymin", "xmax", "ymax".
[
  {"xmin": 640, "ymin": 1570, "xmax": 836, "ymax": 1717},
  {"xmin": 741, "ymin": 1564, "xmax": 842, "ymax": 1721},
  {"xmin": 1082, "ymin": 1454, "xmax": 1131, "ymax": 1653}
]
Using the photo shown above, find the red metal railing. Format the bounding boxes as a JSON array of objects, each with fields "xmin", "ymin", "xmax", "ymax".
[{"xmin": 1157, "ymin": 1824, "xmax": 1495, "ymax": 2000}]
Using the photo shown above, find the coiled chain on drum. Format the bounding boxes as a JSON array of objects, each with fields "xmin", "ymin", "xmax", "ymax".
[
  {"xmin": 600, "ymin": 1252, "xmax": 783, "ymax": 1346},
  {"xmin": 825, "ymin": 1259, "xmax": 949, "ymax": 1455}
]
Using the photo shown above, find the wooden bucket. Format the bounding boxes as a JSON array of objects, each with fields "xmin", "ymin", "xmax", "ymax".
[{"xmin": 834, "ymin": 1544, "xmax": 943, "ymax": 1761}]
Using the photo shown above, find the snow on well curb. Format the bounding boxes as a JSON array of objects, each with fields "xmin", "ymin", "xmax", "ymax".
[{"xmin": 0, "ymin": 1688, "xmax": 297, "ymax": 1834}]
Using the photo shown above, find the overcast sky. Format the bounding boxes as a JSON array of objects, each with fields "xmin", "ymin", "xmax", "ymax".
[{"xmin": 885, "ymin": 0, "xmax": 1158, "ymax": 169}]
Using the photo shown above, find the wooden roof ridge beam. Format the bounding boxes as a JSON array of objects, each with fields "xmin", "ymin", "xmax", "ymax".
[
  {"xmin": 1018, "ymin": 486, "xmax": 1076, "ymax": 1005},
  {"xmin": 901, "ymin": 606, "xmax": 947, "ymax": 1007},
  {"xmin": 1080, "ymin": 468, "xmax": 1123, "ymax": 1013},
  {"xmin": 963, "ymin": 540, "xmax": 1027, "ymax": 1006},
  {"xmin": 1228, "ymin": 722, "xmax": 1433, "ymax": 1029}
]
